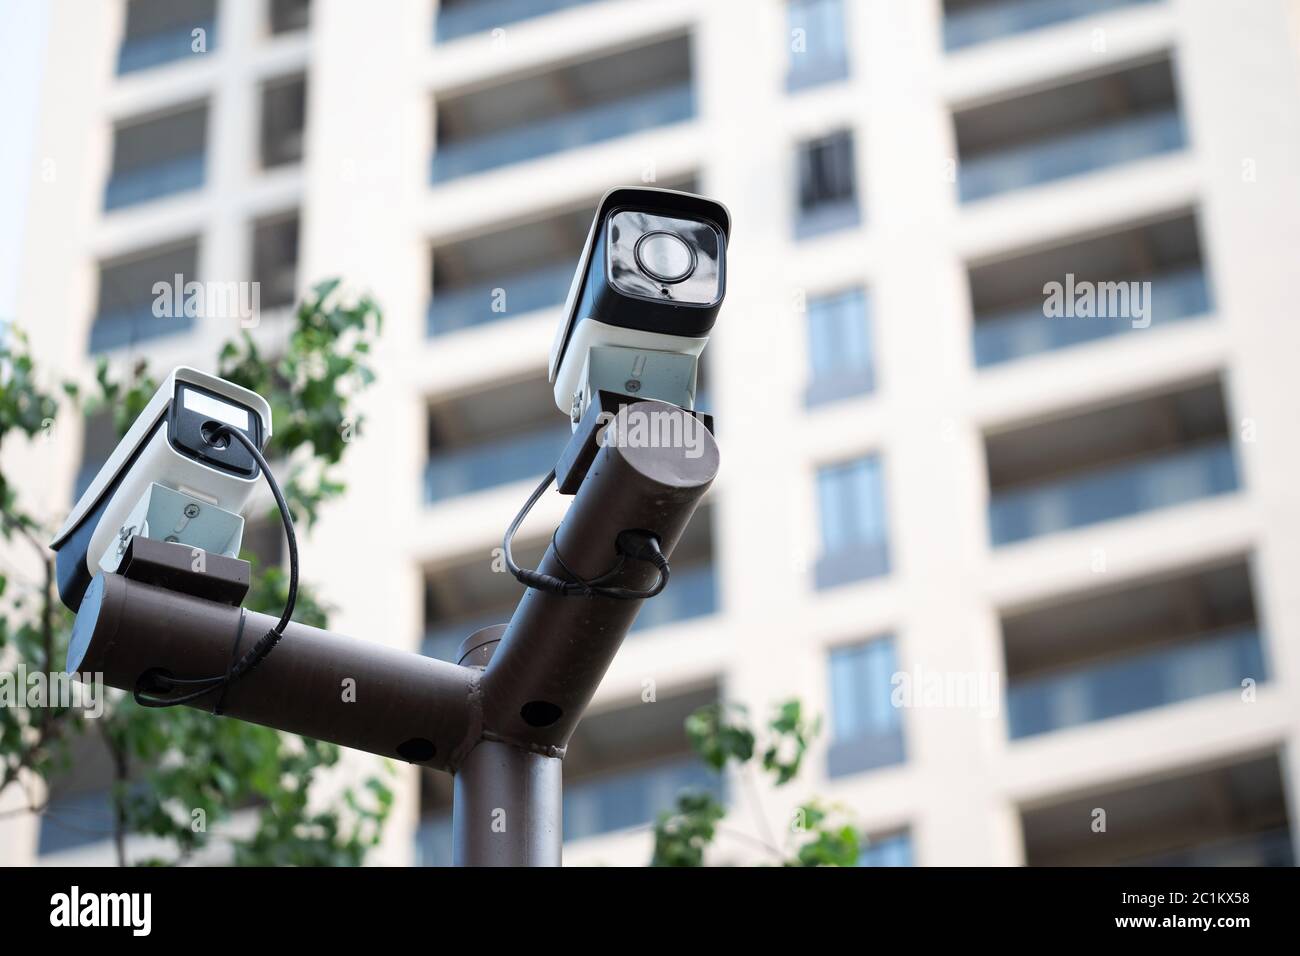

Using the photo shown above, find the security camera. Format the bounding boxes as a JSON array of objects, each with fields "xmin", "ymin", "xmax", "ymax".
[
  {"xmin": 50, "ymin": 367, "xmax": 272, "ymax": 612},
  {"xmin": 548, "ymin": 186, "xmax": 730, "ymax": 422}
]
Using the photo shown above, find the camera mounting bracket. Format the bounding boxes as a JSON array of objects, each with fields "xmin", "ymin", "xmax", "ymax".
[
  {"xmin": 554, "ymin": 389, "xmax": 714, "ymax": 495},
  {"xmin": 118, "ymin": 536, "xmax": 250, "ymax": 606}
]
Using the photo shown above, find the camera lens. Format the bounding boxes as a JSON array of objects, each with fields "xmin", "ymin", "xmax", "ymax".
[
  {"xmin": 634, "ymin": 231, "xmax": 695, "ymax": 283},
  {"xmin": 200, "ymin": 421, "xmax": 230, "ymax": 450}
]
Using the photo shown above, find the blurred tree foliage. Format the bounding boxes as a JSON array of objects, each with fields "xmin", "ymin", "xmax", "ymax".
[
  {"xmin": 651, "ymin": 699, "xmax": 861, "ymax": 867},
  {"xmin": 0, "ymin": 280, "xmax": 392, "ymax": 865}
]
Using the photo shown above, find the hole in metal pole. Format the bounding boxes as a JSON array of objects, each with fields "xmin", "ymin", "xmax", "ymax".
[
  {"xmin": 520, "ymin": 701, "xmax": 562, "ymax": 727},
  {"xmin": 396, "ymin": 737, "xmax": 437, "ymax": 762}
]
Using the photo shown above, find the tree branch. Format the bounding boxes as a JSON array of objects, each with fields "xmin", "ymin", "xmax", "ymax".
[{"xmin": 98, "ymin": 721, "xmax": 129, "ymax": 868}]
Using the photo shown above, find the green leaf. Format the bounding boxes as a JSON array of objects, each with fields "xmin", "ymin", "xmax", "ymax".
[
  {"xmin": 651, "ymin": 789, "xmax": 726, "ymax": 867},
  {"xmin": 685, "ymin": 703, "xmax": 755, "ymax": 771}
]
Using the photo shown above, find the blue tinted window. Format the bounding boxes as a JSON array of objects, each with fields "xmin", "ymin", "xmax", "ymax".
[
  {"xmin": 858, "ymin": 830, "xmax": 913, "ymax": 867},
  {"xmin": 818, "ymin": 455, "xmax": 887, "ymax": 554},
  {"xmin": 796, "ymin": 131, "xmax": 860, "ymax": 238},
  {"xmin": 806, "ymin": 288, "xmax": 873, "ymax": 404},
  {"xmin": 830, "ymin": 638, "xmax": 900, "ymax": 741},
  {"xmin": 787, "ymin": 0, "xmax": 849, "ymax": 90}
]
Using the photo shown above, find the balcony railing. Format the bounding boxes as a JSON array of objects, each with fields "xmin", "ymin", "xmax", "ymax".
[
  {"xmin": 117, "ymin": 22, "xmax": 217, "ymax": 74},
  {"xmin": 104, "ymin": 154, "xmax": 206, "ymax": 211},
  {"xmin": 431, "ymin": 82, "xmax": 694, "ymax": 183},
  {"xmin": 959, "ymin": 108, "xmax": 1185, "ymax": 202},
  {"xmin": 435, "ymin": 0, "xmax": 596, "ymax": 43},
  {"xmin": 87, "ymin": 307, "xmax": 197, "ymax": 353},
  {"xmin": 989, "ymin": 439, "xmax": 1238, "ymax": 546},
  {"xmin": 827, "ymin": 726, "xmax": 906, "ymax": 778},
  {"xmin": 421, "ymin": 561, "xmax": 717, "ymax": 658},
  {"xmin": 973, "ymin": 265, "xmax": 1210, "ymax": 367},
  {"xmin": 563, "ymin": 757, "xmax": 722, "ymax": 843},
  {"xmin": 629, "ymin": 562, "xmax": 717, "ymax": 633},
  {"xmin": 805, "ymin": 366, "xmax": 875, "ymax": 407},
  {"xmin": 944, "ymin": 0, "xmax": 1157, "ymax": 51},
  {"xmin": 420, "ymin": 562, "xmax": 716, "ymax": 661},
  {"xmin": 794, "ymin": 196, "xmax": 861, "ymax": 240},
  {"xmin": 1007, "ymin": 627, "xmax": 1265, "ymax": 738},
  {"xmin": 815, "ymin": 539, "xmax": 890, "ymax": 590},
  {"xmin": 787, "ymin": 53, "xmax": 850, "ymax": 92},
  {"xmin": 38, "ymin": 790, "xmax": 114, "ymax": 856},
  {"xmin": 424, "ymin": 425, "xmax": 571, "ymax": 503},
  {"xmin": 858, "ymin": 832, "xmax": 913, "ymax": 867},
  {"xmin": 427, "ymin": 261, "xmax": 573, "ymax": 337},
  {"xmin": 415, "ymin": 757, "xmax": 724, "ymax": 862},
  {"xmin": 1123, "ymin": 827, "xmax": 1294, "ymax": 867}
]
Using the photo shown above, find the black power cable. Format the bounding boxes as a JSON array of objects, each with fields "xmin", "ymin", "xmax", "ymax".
[
  {"xmin": 502, "ymin": 469, "xmax": 670, "ymax": 599},
  {"xmin": 133, "ymin": 423, "xmax": 298, "ymax": 708}
]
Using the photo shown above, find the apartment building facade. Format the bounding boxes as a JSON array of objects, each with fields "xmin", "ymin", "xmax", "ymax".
[{"xmin": 5, "ymin": 0, "xmax": 1300, "ymax": 866}]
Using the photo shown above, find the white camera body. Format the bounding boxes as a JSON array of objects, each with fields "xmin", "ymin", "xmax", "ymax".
[
  {"xmin": 549, "ymin": 187, "xmax": 730, "ymax": 422},
  {"xmin": 50, "ymin": 366, "xmax": 272, "ymax": 611}
]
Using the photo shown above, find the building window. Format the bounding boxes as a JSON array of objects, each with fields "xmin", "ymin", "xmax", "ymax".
[
  {"xmin": 814, "ymin": 454, "xmax": 889, "ymax": 589},
  {"xmin": 969, "ymin": 211, "xmax": 1212, "ymax": 367},
  {"xmin": 117, "ymin": 0, "xmax": 217, "ymax": 75},
  {"xmin": 943, "ymin": 0, "xmax": 1158, "ymax": 52},
  {"xmin": 795, "ymin": 130, "xmax": 860, "ymax": 238},
  {"xmin": 1021, "ymin": 753, "xmax": 1294, "ymax": 866},
  {"xmin": 787, "ymin": 0, "xmax": 849, "ymax": 91},
  {"xmin": 430, "ymin": 35, "xmax": 694, "ymax": 183},
  {"xmin": 252, "ymin": 212, "xmax": 300, "ymax": 312},
  {"xmin": 858, "ymin": 830, "xmax": 913, "ymax": 866},
  {"xmin": 104, "ymin": 102, "xmax": 208, "ymax": 211},
  {"xmin": 1003, "ymin": 559, "xmax": 1265, "ymax": 739},
  {"xmin": 985, "ymin": 379, "xmax": 1239, "ymax": 546},
  {"xmin": 90, "ymin": 239, "xmax": 200, "ymax": 353},
  {"xmin": 805, "ymin": 288, "xmax": 874, "ymax": 406},
  {"xmin": 954, "ymin": 57, "xmax": 1185, "ymax": 203},
  {"xmin": 563, "ymin": 688, "xmax": 723, "ymax": 844},
  {"xmin": 828, "ymin": 638, "xmax": 905, "ymax": 777},
  {"xmin": 424, "ymin": 377, "xmax": 571, "ymax": 505},
  {"xmin": 434, "ymin": 0, "xmax": 601, "ymax": 44},
  {"xmin": 269, "ymin": 0, "xmax": 310, "ymax": 34},
  {"xmin": 260, "ymin": 74, "xmax": 307, "ymax": 169},
  {"xmin": 427, "ymin": 204, "xmax": 591, "ymax": 336}
]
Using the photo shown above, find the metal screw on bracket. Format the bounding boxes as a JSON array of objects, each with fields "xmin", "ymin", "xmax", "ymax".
[
  {"xmin": 183, "ymin": 503, "xmax": 200, "ymax": 518},
  {"xmin": 624, "ymin": 379, "xmax": 641, "ymax": 392}
]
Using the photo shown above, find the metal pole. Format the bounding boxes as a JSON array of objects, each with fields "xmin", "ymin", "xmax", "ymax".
[
  {"xmin": 69, "ymin": 573, "xmax": 482, "ymax": 772},
  {"xmin": 479, "ymin": 399, "xmax": 719, "ymax": 753},
  {"xmin": 452, "ymin": 739, "xmax": 562, "ymax": 867},
  {"xmin": 452, "ymin": 626, "xmax": 563, "ymax": 866}
]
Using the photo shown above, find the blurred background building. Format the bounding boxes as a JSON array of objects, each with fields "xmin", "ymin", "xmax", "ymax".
[{"xmin": 3, "ymin": 0, "xmax": 1300, "ymax": 865}]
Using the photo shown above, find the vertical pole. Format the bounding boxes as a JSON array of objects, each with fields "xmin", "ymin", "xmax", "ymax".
[
  {"xmin": 449, "ymin": 404, "xmax": 716, "ymax": 865},
  {"xmin": 452, "ymin": 740, "xmax": 563, "ymax": 867},
  {"xmin": 453, "ymin": 626, "xmax": 562, "ymax": 867}
]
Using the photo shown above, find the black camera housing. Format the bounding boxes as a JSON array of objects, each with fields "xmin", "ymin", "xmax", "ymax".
[{"xmin": 548, "ymin": 187, "xmax": 731, "ymax": 388}]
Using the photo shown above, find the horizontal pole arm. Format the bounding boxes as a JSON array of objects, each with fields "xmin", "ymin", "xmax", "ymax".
[{"xmin": 69, "ymin": 573, "xmax": 481, "ymax": 773}]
